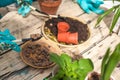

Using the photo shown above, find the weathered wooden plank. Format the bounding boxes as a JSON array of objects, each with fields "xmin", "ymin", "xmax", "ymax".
[
  {"xmin": 0, "ymin": 38, "xmax": 61, "ymax": 80},
  {"xmin": 0, "ymin": 11, "xmax": 61, "ymax": 80},
  {"xmin": 58, "ymin": 0, "xmax": 84, "ymax": 16},
  {"xmin": 0, "ymin": 0, "xmax": 119, "ymax": 80},
  {"xmin": 0, "ymin": 51, "xmax": 27, "ymax": 78},
  {"xmin": 0, "ymin": 11, "xmax": 42, "ymax": 39},
  {"xmin": 0, "ymin": 39, "xmax": 61, "ymax": 80},
  {"xmin": 0, "ymin": 11, "xmax": 44, "ymax": 55},
  {"xmin": 31, "ymin": 68, "xmax": 52, "ymax": 80},
  {"xmin": 2, "ymin": 66, "xmax": 52, "ymax": 80},
  {"xmin": 0, "ymin": 11, "xmax": 61, "ymax": 79},
  {"xmin": 83, "ymin": 33, "xmax": 120, "ymax": 80}
]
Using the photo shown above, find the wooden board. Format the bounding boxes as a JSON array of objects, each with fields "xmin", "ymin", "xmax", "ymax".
[
  {"xmin": 0, "ymin": 0, "xmax": 120, "ymax": 80},
  {"xmin": 83, "ymin": 33, "xmax": 120, "ymax": 80}
]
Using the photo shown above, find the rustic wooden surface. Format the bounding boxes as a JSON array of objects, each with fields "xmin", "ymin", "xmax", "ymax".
[{"xmin": 0, "ymin": 0, "xmax": 120, "ymax": 80}]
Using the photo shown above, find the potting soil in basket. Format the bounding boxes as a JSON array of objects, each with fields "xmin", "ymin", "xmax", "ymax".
[
  {"xmin": 44, "ymin": 16, "xmax": 90, "ymax": 45},
  {"xmin": 21, "ymin": 41, "xmax": 54, "ymax": 68}
]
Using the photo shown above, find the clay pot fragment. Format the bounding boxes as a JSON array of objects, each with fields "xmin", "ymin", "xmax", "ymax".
[{"xmin": 37, "ymin": 0, "xmax": 62, "ymax": 14}]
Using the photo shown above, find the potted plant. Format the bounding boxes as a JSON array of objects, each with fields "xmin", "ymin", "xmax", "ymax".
[
  {"xmin": 37, "ymin": 0, "xmax": 62, "ymax": 15},
  {"xmin": 95, "ymin": 0, "xmax": 120, "ymax": 33},
  {"xmin": 48, "ymin": 53, "xmax": 94, "ymax": 80},
  {"xmin": 85, "ymin": 43, "xmax": 120, "ymax": 80}
]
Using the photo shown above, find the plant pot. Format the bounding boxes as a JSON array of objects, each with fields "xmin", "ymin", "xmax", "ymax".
[
  {"xmin": 67, "ymin": 32, "xmax": 78, "ymax": 44},
  {"xmin": 85, "ymin": 72, "xmax": 115, "ymax": 80},
  {"xmin": 57, "ymin": 32, "xmax": 69, "ymax": 43},
  {"xmin": 57, "ymin": 32, "xmax": 78, "ymax": 44},
  {"xmin": 57, "ymin": 22, "xmax": 70, "ymax": 32},
  {"xmin": 37, "ymin": 0, "xmax": 62, "ymax": 15}
]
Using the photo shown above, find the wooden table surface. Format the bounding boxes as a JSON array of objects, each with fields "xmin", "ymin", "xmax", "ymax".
[{"xmin": 0, "ymin": 0, "xmax": 120, "ymax": 80}]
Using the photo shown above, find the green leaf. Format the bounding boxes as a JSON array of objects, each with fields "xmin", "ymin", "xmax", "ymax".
[
  {"xmin": 78, "ymin": 59, "xmax": 94, "ymax": 72},
  {"xmin": 50, "ymin": 53, "xmax": 66, "ymax": 70},
  {"xmin": 50, "ymin": 53, "xmax": 94, "ymax": 80},
  {"xmin": 78, "ymin": 59, "xmax": 94, "ymax": 80},
  {"xmin": 60, "ymin": 53, "xmax": 72, "ymax": 66},
  {"xmin": 60, "ymin": 53, "xmax": 72, "ymax": 71},
  {"xmin": 103, "ymin": 43, "xmax": 120, "ymax": 80},
  {"xmin": 68, "ymin": 71, "xmax": 77, "ymax": 79},
  {"xmin": 71, "ymin": 61, "xmax": 79, "ymax": 71},
  {"xmin": 52, "ymin": 69, "xmax": 65, "ymax": 79},
  {"xmin": 101, "ymin": 48, "xmax": 111, "ymax": 80},
  {"xmin": 110, "ymin": 6, "xmax": 120, "ymax": 33},
  {"xmin": 95, "ymin": 7, "xmax": 115, "ymax": 27},
  {"xmin": 113, "ymin": 0, "xmax": 120, "ymax": 2},
  {"xmin": 112, "ymin": 0, "xmax": 114, "ymax": 3}
]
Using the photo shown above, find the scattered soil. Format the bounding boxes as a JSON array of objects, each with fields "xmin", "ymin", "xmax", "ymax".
[
  {"xmin": 21, "ymin": 42, "xmax": 54, "ymax": 68},
  {"xmin": 117, "ymin": 62, "xmax": 120, "ymax": 68},
  {"xmin": 72, "ymin": 54, "xmax": 83, "ymax": 61},
  {"xmin": 88, "ymin": 72, "xmax": 113, "ymax": 80},
  {"xmin": 44, "ymin": 16, "xmax": 90, "ymax": 44}
]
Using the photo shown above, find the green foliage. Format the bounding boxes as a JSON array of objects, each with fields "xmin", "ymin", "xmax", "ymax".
[
  {"xmin": 112, "ymin": 0, "xmax": 120, "ymax": 2},
  {"xmin": 101, "ymin": 43, "xmax": 120, "ymax": 80},
  {"xmin": 50, "ymin": 53, "xmax": 94, "ymax": 80},
  {"xmin": 110, "ymin": 5, "xmax": 120, "ymax": 33},
  {"xmin": 95, "ymin": 1, "xmax": 120, "ymax": 33}
]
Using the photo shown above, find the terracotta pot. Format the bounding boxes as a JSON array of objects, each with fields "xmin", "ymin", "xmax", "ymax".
[
  {"xmin": 57, "ymin": 32, "xmax": 69, "ymax": 43},
  {"xmin": 57, "ymin": 32, "xmax": 78, "ymax": 44},
  {"xmin": 57, "ymin": 22, "xmax": 70, "ymax": 33},
  {"xmin": 67, "ymin": 32, "xmax": 78, "ymax": 44},
  {"xmin": 37, "ymin": 0, "xmax": 62, "ymax": 15}
]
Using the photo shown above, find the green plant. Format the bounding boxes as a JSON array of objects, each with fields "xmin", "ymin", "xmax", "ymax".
[
  {"xmin": 49, "ymin": 53, "xmax": 94, "ymax": 80},
  {"xmin": 100, "ymin": 43, "xmax": 120, "ymax": 80},
  {"xmin": 95, "ymin": 0, "xmax": 120, "ymax": 33}
]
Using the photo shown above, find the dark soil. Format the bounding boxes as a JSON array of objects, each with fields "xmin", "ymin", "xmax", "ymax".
[
  {"xmin": 88, "ymin": 72, "xmax": 100, "ymax": 80},
  {"xmin": 117, "ymin": 62, "xmax": 120, "ymax": 68},
  {"xmin": 22, "ymin": 42, "xmax": 54, "ymax": 68},
  {"xmin": 45, "ymin": 16, "xmax": 90, "ymax": 44},
  {"xmin": 88, "ymin": 72, "xmax": 113, "ymax": 80}
]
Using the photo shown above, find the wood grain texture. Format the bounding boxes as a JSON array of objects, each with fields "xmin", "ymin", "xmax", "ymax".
[{"xmin": 0, "ymin": 0, "xmax": 120, "ymax": 80}]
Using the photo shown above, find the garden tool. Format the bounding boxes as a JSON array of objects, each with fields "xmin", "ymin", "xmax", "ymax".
[
  {"xmin": 0, "ymin": 0, "xmax": 37, "ymax": 17},
  {"xmin": 13, "ymin": 33, "xmax": 42, "ymax": 43},
  {"xmin": 0, "ymin": 29, "xmax": 21, "ymax": 52},
  {"xmin": 0, "ymin": 29, "xmax": 42, "ymax": 53},
  {"xmin": 29, "ymin": 4, "xmax": 58, "ymax": 18},
  {"xmin": 17, "ymin": 0, "xmax": 57, "ymax": 18},
  {"xmin": 17, "ymin": 0, "xmax": 68, "ymax": 22},
  {"xmin": 17, "ymin": 0, "xmax": 33, "ymax": 16}
]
